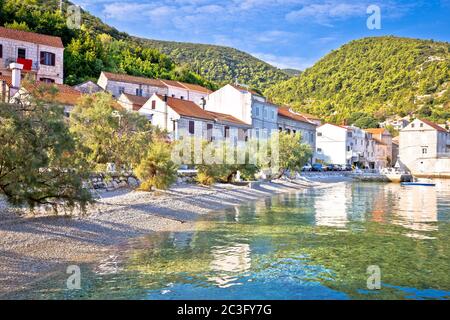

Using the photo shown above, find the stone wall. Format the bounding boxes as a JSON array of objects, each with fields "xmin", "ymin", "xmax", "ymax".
[{"xmin": 89, "ymin": 173, "xmax": 140, "ymax": 191}]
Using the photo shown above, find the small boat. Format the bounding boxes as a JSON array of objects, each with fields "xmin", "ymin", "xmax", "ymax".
[{"xmin": 401, "ymin": 182, "xmax": 436, "ymax": 187}]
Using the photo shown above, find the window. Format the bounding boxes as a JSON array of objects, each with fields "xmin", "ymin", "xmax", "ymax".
[
  {"xmin": 39, "ymin": 77, "xmax": 55, "ymax": 83},
  {"xmin": 279, "ymin": 127, "xmax": 283, "ymax": 132},
  {"xmin": 420, "ymin": 123, "xmax": 424, "ymax": 128},
  {"xmin": 180, "ymin": 96, "xmax": 184, "ymax": 100},
  {"xmin": 255, "ymin": 107, "xmax": 260, "ymax": 117},
  {"xmin": 40, "ymin": 52, "xmax": 56, "ymax": 66},
  {"xmin": 224, "ymin": 126, "xmax": 230, "ymax": 138},
  {"xmin": 347, "ymin": 132, "xmax": 353, "ymax": 138},
  {"xmin": 136, "ymin": 88, "xmax": 143, "ymax": 96},
  {"xmin": 411, "ymin": 124, "xmax": 415, "ymax": 128},
  {"xmin": 0, "ymin": 44, "xmax": 2, "ymax": 58},
  {"xmin": 18, "ymin": 48, "xmax": 26, "ymax": 59},
  {"xmin": 263, "ymin": 109, "xmax": 267, "ymax": 118},
  {"xmin": 271, "ymin": 110, "xmax": 275, "ymax": 120},
  {"xmin": 207, "ymin": 124, "xmax": 213, "ymax": 142},
  {"xmin": 422, "ymin": 148, "xmax": 428, "ymax": 155},
  {"xmin": 317, "ymin": 148, "xmax": 322, "ymax": 153},
  {"xmin": 189, "ymin": 121, "xmax": 195, "ymax": 135},
  {"xmin": 151, "ymin": 101, "xmax": 156, "ymax": 110},
  {"xmin": 347, "ymin": 146, "xmax": 351, "ymax": 152},
  {"xmin": 118, "ymin": 87, "xmax": 125, "ymax": 95},
  {"xmin": 293, "ymin": 130, "xmax": 297, "ymax": 135},
  {"xmin": 317, "ymin": 132, "xmax": 322, "ymax": 137}
]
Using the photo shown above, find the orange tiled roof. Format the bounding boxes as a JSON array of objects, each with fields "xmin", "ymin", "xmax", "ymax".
[
  {"xmin": 102, "ymin": 72, "xmax": 211, "ymax": 94},
  {"xmin": 23, "ymin": 82, "xmax": 82, "ymax": 106},
  {"xmin": 278, "ymin": 106, "xmax": 314, "ymax": 125},
  {"xmin": 419, "ymin": 119, "xmax": 448, "ymax": 133},
  {"xmin": 230, "ymin": 84, "xmax": 262, "ymax": 96},
  {"xmin": 102, "ymin": 72, "xmax": 166, "ymax": 88},
  {"xmin": 122, "ymin": 93, "xmax": 149, "ymax": 107},
  {"xmin": 364, "ymin": 128, "xmax": 387, "ymax": 135},
  {"xmin": 206, "ymin": 111, "xmax": 251, "ymax": 127},
  {"xmin": 0, "ymin": 26, "xmax": 64, "ymax": 48},
  {"xmin": 156, "ymin": 95, "xmax": 249, "ymax": 126}
]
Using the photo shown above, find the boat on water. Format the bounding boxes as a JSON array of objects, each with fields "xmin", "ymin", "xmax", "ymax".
[{"xmin": 401, "ymin": 182, "xmax": 436, "ymax": 187}]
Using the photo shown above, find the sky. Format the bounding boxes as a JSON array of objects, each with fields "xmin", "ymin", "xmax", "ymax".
[{"xmin": 72, "ymin": 0, "xmax": 450, "ymax": 70}]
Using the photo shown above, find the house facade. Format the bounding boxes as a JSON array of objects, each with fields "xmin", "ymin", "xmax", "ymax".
[
  {"xmin": 97, "ymin": 71, "xmax": 211, "ymax": 104},
  {"xmin": 139, "ymin": 94, "xmax": 251, "ymax": 142},
  {"xmin": 364, "ymin": 128, "xmax": 393, "ymax": 169},
  {"xmin": 205, "ymin": 84, "xmax": 279, "ymax": 137},
  {"xmin": 316, "ymin": 124, "xmax": 353, "ymax": 165},
  {"xmin": 0, "ymin": 27, "xmax": 64, "ymax": 85},
  {"xmin": 277, "ymin": 106, "xmax": 317, "ymax": 161},
  {"xmin": 399, "ymin": 119, "xmax": 450, "ymax": 176},
  {"xmin": 118, "ymin": 93, "xmax": 149, "ymax": 112},
  {"xmin": 73, "ymin": 80, "xmax": 104, "ymax": 94}
]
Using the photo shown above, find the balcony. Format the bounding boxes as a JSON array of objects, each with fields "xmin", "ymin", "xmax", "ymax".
[{"xmin": 3, "ymin": 57, "xmax": 38, "ymax": 70}]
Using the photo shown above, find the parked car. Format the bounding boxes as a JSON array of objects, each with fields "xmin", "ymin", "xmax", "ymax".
[
  {"xmin": 302, "ymin": 164, "xmax": 312, "ymax": 172},
  {"xmin": 325, "ymin": 164, "xmax": 335, "ymax": 171},
  {"xmin": 312, "ymin": 163, "xmax": 324, "ymax": 172},
  {"xmin": 344, "ymin": 164, "xmax": 353, "ymax": 171}
]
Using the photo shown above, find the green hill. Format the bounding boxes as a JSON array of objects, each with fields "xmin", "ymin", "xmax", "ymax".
[
  {"xmin": 0, "ymin": 0, "xmax": 289, "ymax": 92},
  {"xmin": 134, "ymin": 38, "xmax": 290, "ymax": 92},
  {"xmin": 266, "ymin": 37, "xmax": 450, "ymax": 124}
]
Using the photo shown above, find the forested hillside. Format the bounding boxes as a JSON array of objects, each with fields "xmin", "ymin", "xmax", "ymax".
[
  {"xmin": 135, "ymin": 38, "xmax": 291, "ymax": 92},
  {"xmin": 266, "ymin": 37, "xmax": 450, "ymax": 124},
  {"xmin": 0, "ymin": 0, "xmax": 216, "ymax": 88},
  {"xmin": 0, "ymin": 0, "xmax": 289, "ymax": 91}
]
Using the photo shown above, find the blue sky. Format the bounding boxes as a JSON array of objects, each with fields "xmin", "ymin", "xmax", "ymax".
[{"xmin": 73, "ymin": 0, "xmax": 450, "ymax": 70}]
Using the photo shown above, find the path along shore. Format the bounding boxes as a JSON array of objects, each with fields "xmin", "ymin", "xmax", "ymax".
[{"xmin": 0, "ymin": 176, "xmax": 350, "ymax": 298}]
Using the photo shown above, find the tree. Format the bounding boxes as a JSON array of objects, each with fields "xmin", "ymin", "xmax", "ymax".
[
  {"xmin": 273, "ymin": 132, "xmax": 312, "ymax": 178},
  {"xmin": 69, "ymin": 92, "xmax": 153, "ymax": 171},
  {"xmin": 135, "ymin": 139, "xmax": 178, "ymax": 190},
  {"xmin": 0, "ymin": 90, "xmax": 91, "ymax": 212}
]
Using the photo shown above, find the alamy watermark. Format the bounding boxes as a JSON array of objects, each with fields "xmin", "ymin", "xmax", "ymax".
[
  {"xmin": 367, "ymin": 5, "xmax": 382, "ymax": 30},
  {"xmin": 59, "ymin": 0, "xmax": 82, "ymax": 29},
  {"xmin": 367, "ymin": 265, "xmax": 381, "ymax": 290},
  {"xmin": 66, "ymin": 265, "xmax": 81, "ymax": 290}
]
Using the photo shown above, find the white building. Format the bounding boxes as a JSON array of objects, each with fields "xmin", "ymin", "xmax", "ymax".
[
  {"xmin": 0, "ymin": 26, "xmax": 64, "ymax": 85},
  {"xmin": 205, "ymin": 84, "xmax": 279, "ymax": 137},
  {"xmin": 140, "ymin": 94, "xmax": 251, "ymax": 142},
  {"xmin": 399, "ymin": 119, "xmax": 450, "ymax": 176},
  {"xmin": 97, "ymin": 71, "xmax": 211, "ymax": 104}
]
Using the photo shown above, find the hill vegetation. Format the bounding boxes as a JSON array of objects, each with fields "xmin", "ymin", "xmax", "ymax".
[
  {"xmin": 135, "ymin": 38, "xmax": 291, "ymax": 92},
  {"xmin": 266, "ymin": 37, "xmax": 450, "ymax": 124}
]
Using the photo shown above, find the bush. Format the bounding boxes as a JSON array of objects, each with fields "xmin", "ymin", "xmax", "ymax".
[{"xmin": 135, "ymin": 140, "xmax": 178, "ymax": 191}]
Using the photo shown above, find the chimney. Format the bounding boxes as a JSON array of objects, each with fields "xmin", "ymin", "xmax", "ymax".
[
  {"xmin": 201, "ymin": 97, "xmax": 206, "ymax": 110},
  {"xmin": 10, "ymin": 63, "xmax": 24, "ymax": 89},
  {"xmin": 163, "ymin": 94, "xmax": 168, "ymax": 102}
]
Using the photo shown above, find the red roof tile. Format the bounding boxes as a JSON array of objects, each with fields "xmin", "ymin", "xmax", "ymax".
[
  {"xmin": 419, "ymin": 119, "xmax": 448, "ymax": 133},
  {"xmin": 23, "ymin": 82, "xmax": 82, "ymax": 106},
  {"xmin": 0, "ymin": 27, "xmax": 64, "ymax": 48},
  {"xmin": 278, "ymin": 106, "xmax": 314, "ymax": 125},
  {"xmin": 102, "ymin": 72, "xmax": 166, "ymax": 87}
]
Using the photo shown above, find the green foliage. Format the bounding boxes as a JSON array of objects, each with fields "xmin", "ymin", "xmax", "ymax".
[
  {"xmin": 195, "ymin": 140, "xmax": 259, "ymax": 185},
  {"xmin": 69, "ymin": 92, "xmax": 153, "ymax": 170},
  {"xmin": 266, "ymin": 36, "xmax": 450, "ymax": 124},
  {"xmin": 0, "ymin": 0, "xmax": 216, "ymax": 89},
  {"xmin": 135, "ymin": 140, "xmax": 178, "ymax": 191},
  {"xmin": 0, "ymin": 88, "xmax": 91, "ymax": 211},
  {"xmin": 347, "ymin": 112, "xmax": 380, "ymax": 129},
  {"xmin": 275, "ymin": 132, "xmax": 313, "ymax": 175},
  {"xmin": 137, "ymin": 39, "xmax": 291, "ymax": 92}
]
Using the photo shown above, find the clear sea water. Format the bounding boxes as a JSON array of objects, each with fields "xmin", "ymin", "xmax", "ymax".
[{"xmin": 17, "ymin": 181, "xmax": 450, "ymax": 300}]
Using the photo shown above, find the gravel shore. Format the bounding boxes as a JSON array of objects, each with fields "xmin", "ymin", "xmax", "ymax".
[{"xmin": 0, "ymin": 178, "xmax": 344, "ymax": 298}]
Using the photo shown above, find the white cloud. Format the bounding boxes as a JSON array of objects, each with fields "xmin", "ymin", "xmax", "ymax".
[{"xmin": 286, "ymin": 3, "xmax": 366, "ymax": 25}]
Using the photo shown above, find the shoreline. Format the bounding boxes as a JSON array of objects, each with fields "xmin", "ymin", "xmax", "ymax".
[{"xmin": 0, "ymin": 177, "xmax": 350, "ymax": 298}]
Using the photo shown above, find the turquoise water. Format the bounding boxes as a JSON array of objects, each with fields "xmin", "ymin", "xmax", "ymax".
[{"xmin": 20, "ymin": 181, "xmax": 450, "ymax": 300}]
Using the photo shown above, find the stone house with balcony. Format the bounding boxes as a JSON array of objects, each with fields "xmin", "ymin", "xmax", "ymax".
[
  {"xmin": 139, "ymin": 94, "xmax": 251, "ymax": 142},
  {"xmin": 97, "ymin": 71, "xmax": 212, "ymax": 105},
  {"xmin": 399, "ymin": 119, "xmax": 450, "ymax": 176},
  {"xmin": 0, "ymin": 27, "xmax": 64, "ymax": 86}
]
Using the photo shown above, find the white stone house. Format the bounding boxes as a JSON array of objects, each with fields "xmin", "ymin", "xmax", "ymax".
[
  {"xmin": 277, "ymin": 106, "xmax": 317, "ymax": 162},
  {"xmin": 205, "ymin": 84, "xmax": 279, "ymax": 138},
  {"xmin": 399, "ymin": 119, "xmax": 450, "ymax": 176},
  {"xmin": 97, "ymin": 71, "xmax": 211, "ymax": 104},
  {"xmin": 139, "ymin": 94, "xmax": 252, "ymax": 142},
  {"xmin": 316, "ymin": 124, "xmax": 354, "ymax": 165},
  {"xmin": 364, "ymin": 128, "xmax": 393, "ymax": 169},
  {"xmin": 347, "ymin": 126, "xmax": 376, "ymax": 168},
  {"xmin": 0, "ymin": 27, "xmax": 64, "ymax": 86}
]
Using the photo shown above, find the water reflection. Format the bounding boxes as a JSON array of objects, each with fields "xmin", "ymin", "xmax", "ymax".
[{"xmin": 17, "ymin": 181, "xmax": 450, "ymax": 300}]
